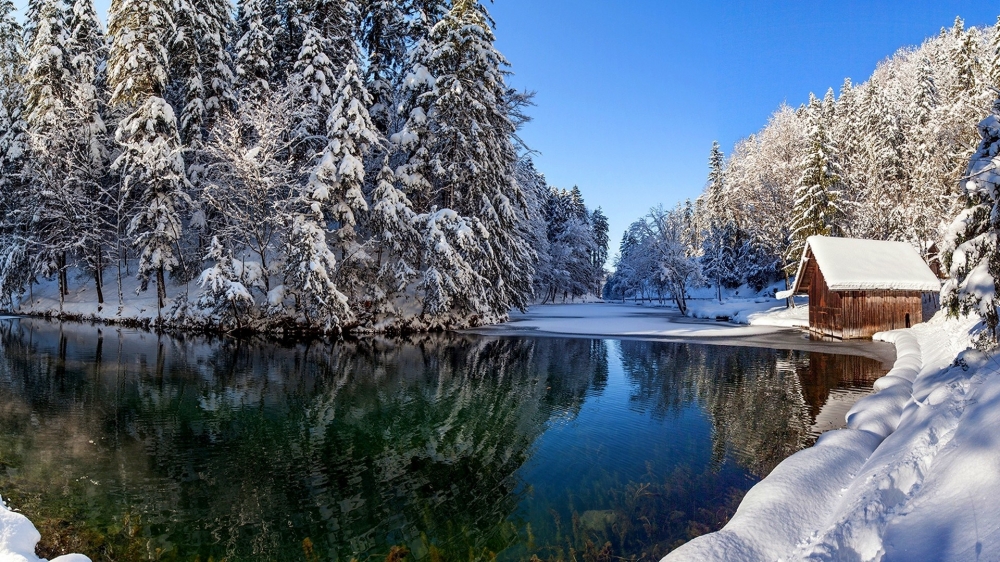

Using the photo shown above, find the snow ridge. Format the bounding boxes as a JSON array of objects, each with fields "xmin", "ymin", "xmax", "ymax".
[{"xmin": 664, "ymin": 314, "xmax": 988, "ymax": 562}]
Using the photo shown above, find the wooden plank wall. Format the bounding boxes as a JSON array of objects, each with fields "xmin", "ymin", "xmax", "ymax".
[
  {"xmin": 807, "ymin": 259, "xmax": 928, "ymax": 340},
  {"xmin": 839, "ymin": 290, "xmax": 923, "ymax": 339}
]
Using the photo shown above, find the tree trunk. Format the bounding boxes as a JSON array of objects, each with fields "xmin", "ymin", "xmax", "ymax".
[
  {"xmin": 785, "ymin": 272, "xmax": 795, "ymax": 309},
  {"xmin": 156, "ymin": 265, "xmax": 166, "ymax": 310},
  {"xmin": 95, "ymin": 248, "xmax": 104, "ymax": 306},
  {"xmin": 60, "ymin": 252, "xmax": 68, "ymax": 297},
  {"xmin": 116, "ymin": 254, "xmax": 124, "ymax": 309},
  {"xmin": 57, "ymin": 253, "xmax": 65, "ymax": 313}
]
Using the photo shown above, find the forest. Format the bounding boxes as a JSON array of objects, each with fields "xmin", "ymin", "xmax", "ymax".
[
  {"xmin": 605, "ymin": 16, "xmax": 1000, "ymax": 341},
  {"xmin": 0, "ymin": 0, "xmax": 609, "ymax": 333}
]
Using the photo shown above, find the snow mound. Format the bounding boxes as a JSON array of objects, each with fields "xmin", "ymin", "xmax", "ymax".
[
  {"xmin": 664, "ymin": 312, "xmax": 994, "ymax": 562},
  {"xmin": 0, "ymin": 497, "xmax": 90, "ymax": 562}
]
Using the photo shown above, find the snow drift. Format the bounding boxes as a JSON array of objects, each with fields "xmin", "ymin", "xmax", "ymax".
[{"xmin": 664, "ymin": 312, "xmax": 995, "ymax": 561}]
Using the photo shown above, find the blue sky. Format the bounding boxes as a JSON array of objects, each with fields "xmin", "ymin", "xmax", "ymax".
[
  {"xmin": 489, "ymin": 1, "xmax": 1000, "ymax": 255},
  {"xmin": 15, "ymin": 0, "xmax": 1000, "ymax": 258}
]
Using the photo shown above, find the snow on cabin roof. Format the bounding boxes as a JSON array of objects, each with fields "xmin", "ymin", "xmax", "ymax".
[{"xmin": 791, "ymin": 236, "xmax": 941, "ymax": 294}]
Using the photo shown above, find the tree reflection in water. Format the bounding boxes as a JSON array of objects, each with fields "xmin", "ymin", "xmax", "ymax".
[
  {"xmin": 618, "ymin": 341, "xmax": 886, "ymax": 477},
  {"xmin": 0, "ymin": 319, "xmax": 884, "ymax": 561}
]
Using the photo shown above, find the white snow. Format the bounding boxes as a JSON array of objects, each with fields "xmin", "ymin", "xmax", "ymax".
[
  {"xmin": 482, "ymin": 302, "xmax": 791, "ymax": 339},
  {"xmin": 664, "ymin": 311, "xmax": 999, "ymax": 562},
  {"xmin": 0, "ymin": 497, "xmax": 90, "ymax": 562},
  {"xmin": 792, "ymin": 236, "xmax": 942, "ymax": 292}
]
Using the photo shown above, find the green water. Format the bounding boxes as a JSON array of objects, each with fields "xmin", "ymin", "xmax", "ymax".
[{"xmin": 0, "ymin": 318, "xmax": 886, "ymax": 561}]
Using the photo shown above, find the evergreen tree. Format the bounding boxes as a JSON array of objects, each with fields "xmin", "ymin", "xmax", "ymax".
[
  {"xmin": 590, "ymin": 207, "xmax": 609, "ymax": 295},
  {"xmin": 706, "ymin": 140, "xmax": 725, "ymax": 219},
  {"xmin": 280, "ymin": 211, "xmax": 350, "ymax": 329},
  {"xmin": 234, "ymin": 0, "xmax": 277, "ymax": 99},
  {"xmin": 0, "ymin": 0, "xmax": 29, "ymax": 305},
  {"xmin": 197, "ymin": 235, "xmax": 253, "ymax": 326},
  {"xmin": 943, "ymin": 98, "xmax": 1000, "ymax": 345},
  {"xmin": 361, "ymin": 0, "xmax": 408, "ymax": 133},
  {"xmin": 419, "ymin": 0, "xmax": 534, "ymax": 319},
  {"xmin": 306, "ymin": 59, "xmax": 379, "ymax": 303},
  {"xmin": 23, "ymin": 0, "xmax": 78, "ymax": 305},
  {"xmin": 365, "ymin": 160, "xmax": 418, "ymax": 322},
  {"xmin": 290, "ymin": 0, "xmax": 358, "ymax": 142},
  {"xmin": 701, "ymin": 222, "xmax": 737, "ymax": 302},
  {"xmin": 989, "ymin": 16, "xmax": 1000, "ymax": 89},
  {"xmin": 64, "ymin": 0, "xmax": 110, "ymax": 304},
  {"xmin": 107, "ymin": 0, "xmax": 189, "ymax": 312},
  {"xmin": 172, "ymin": 0, "xmax": 235, "ymax": 146},
  {"xmin": 24, "ymin": 0, "xmax": 70, "ymax": 131},
  {"xmin": 785, "ymin": 93, "xmax": 840, "ymax": 273}
]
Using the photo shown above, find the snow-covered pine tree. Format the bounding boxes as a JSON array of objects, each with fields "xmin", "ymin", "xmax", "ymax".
[
  {"xmin": 420, "ymin": 0, "xmax": 534, "ymax": 320},
  {"xmin": 516, "ymin": 158, "xmax": 552, "ymax": 298},
  {"xmin": 290, "ymin": 0, "xmax": 358, "ymax": 143},
  {"xmin": 196, "ymin": 0, "xmax": 235, "ymax": 129},
  {"xmin": 24, "ymin": 0, "xmax": 69, "ymax": 131},
  {"xmin": 706, "ymin": 140, "xmax": 725, "ymax": 220},
  {"xmin": 590, "ymin": 207, "xmax": 609, "ymax": 295},
  {"xmin": 279, "ymin": 211, "xmax": 350, "ymax": 330},
  {"xmin": 361, "ymin": 0, "xmax": 407, "ymax": 134},
  {"xmin": 64, "ymin": 0, "xmax": 110, "ymax": 304},
  {"xmin": 171, "ymin": 0, "xmax": 235, "ymax": 146},
  {"xmin": 539, "ymin": 187, "xmax": 597, "ymax": 302},
  {"xmin": 701, "ymin": 221, "xmax": 737, "ymax": 302},
  {"xmin": 306, "ymin": 58, "xmax": 379, "ymax": 305},
  {"xmin": 23, "ymin": 0, "xmax": 81, "ymax": 306},
  {"xmin": 989, "ymin": 16, "xmax": 1000, "ymax": 90},
  {"xmin": 197, "ymin": 236, "xmax": 253, "ymax": 327},
  {"xmin": 785, "ymin": 93, "xmax": 841, "ymax": 274},
  {"xmin": 0, "ymin": 0, "xmax": 29, "ymax": 307},
  {"xmin": 107, "ymin": 0, "xmax": 189, "ymax": 312},
  {"xmin": 234, "ymin": 0, "xmax": 278, "ymax": 99},
  {"xmin": 363, "ymin": 160, "xmax": 418, "ymax": 324},
  {"xmin": 943, "ymin": 97, "xmax": 1000, "ymax": 346}
]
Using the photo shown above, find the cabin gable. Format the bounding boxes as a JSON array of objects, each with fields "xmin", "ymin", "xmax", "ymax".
[{"xmin": 792, "ymin": 236, "xmax": 941, "ymax": 340}]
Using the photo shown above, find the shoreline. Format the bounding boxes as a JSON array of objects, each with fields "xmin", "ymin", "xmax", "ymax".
[
  {"xmin": 665, "ymin": 311, "xmax": 992, "ymax": 561},
  {"xmin": 468, "ymin": 302, "xmax": 897, "ymax": 368}
]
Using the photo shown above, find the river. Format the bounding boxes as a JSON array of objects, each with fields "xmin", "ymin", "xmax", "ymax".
[{"xmin": 0, "ymin": 317, "xmax": 890, "ymax": 561}]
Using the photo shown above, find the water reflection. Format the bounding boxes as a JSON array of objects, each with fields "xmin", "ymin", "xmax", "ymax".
[
  {"xmin": 618, "ymin": 341, "xmax": 885, "ymax": 477},
  {"xmin": 0, "ymin": 319, "xmax": 885, "ymax": 561}
]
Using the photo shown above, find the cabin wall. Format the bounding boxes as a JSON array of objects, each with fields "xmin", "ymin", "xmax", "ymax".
[
  {"xmin": 838, "ymin": 290, "xmax": 924, "ymax": 339},
  {"xmin": 807, "ymin": 263, "xmax": 929, "ymax": 339},
  {"xmin": 808, "ymin": 262, "xmax": 844, "ymax": 338}
]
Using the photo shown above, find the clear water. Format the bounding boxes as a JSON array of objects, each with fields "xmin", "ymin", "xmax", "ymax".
[{"xmin": 0, "ymin": 318, "xmax": 887, "ymax": 561}]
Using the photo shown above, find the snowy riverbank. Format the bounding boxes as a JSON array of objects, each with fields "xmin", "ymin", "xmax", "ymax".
[
  {"xmin": 0, "ymin": 497, "xmax": 89, "ymax": 562},
  {"xmin": 471, "ymin": 301, "xmax": 893, "ymax": 365},
  {"xmin": 665, "ymin": 311, "xmax": 997, "ymax": 561}
]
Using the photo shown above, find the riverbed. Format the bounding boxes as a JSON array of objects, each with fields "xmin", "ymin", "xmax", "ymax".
[{"xmin": 0, "ymin": 314, "xmax": 891, "ymax": 561}]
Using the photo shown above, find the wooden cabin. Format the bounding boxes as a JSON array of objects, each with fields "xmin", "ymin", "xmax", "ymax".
[{"xmin": 780, "ymin": 236, "xmax": 942, "ymax": 340}]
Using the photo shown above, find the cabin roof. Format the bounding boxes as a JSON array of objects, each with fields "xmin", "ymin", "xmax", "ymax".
[{"xmin": 789, "ymin": 236, "xmax": 941, "ymax": 294}]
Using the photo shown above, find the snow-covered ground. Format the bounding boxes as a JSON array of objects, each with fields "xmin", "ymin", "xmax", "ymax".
[
  {"xmin": 472, "ymin": 301, "xmax": 895, "ymax": 366},
  {"xmin": 12, "ymin": 271, "xmax": 190, "ymax": 325},
  {"xmin": 686, "ymin": 295, "xmax": 809, "ymax": 328},
  {"xmin": 0, "ymin": 498, "xmax": 89, "ymax": 562},
  {"xmin": 664, "ymin": 311, "xmax": 998, "ymax": 561}
]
